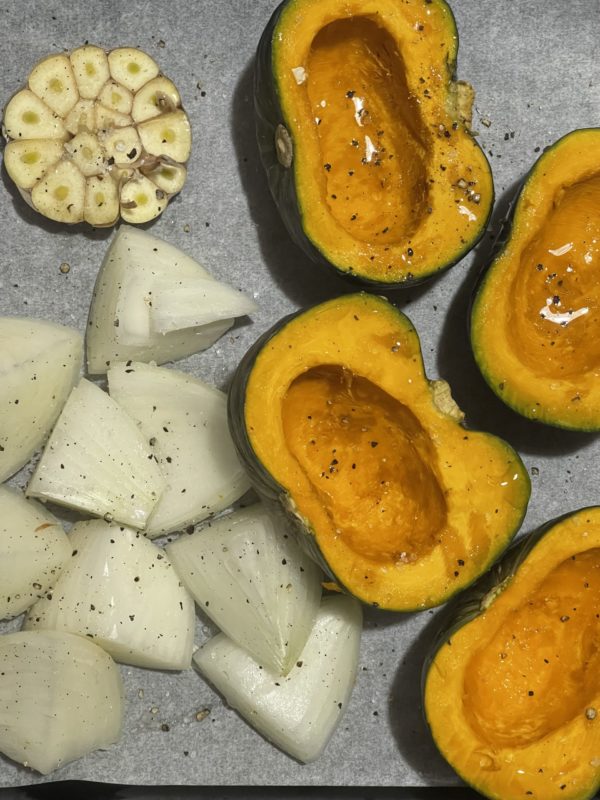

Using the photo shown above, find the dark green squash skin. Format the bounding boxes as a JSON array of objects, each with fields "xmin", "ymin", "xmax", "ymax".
[
  {"xmin": 470, "ymin": 129, "xmax": 600, "ymax": 432},
  {"xmin": 227, "ymin": 303, "xmax": 336, "ymax": 581},
  {"xmin": 227, "ymin": 305, "xmax": 297, "ymax": 506},
  {"xmin": 254, "ymin": 0, "xmax": 494, "ymax": 290},
  {"xmin": 421, "ymin": 507, "xmax": 600, "ymax": 800},
  {"xmin": 228, "ymin": 293, "xmax": 531, "ymax": 611},
  {"xmin": 254, "ymin": 2, "xmax": 321, "ymax": 272}
]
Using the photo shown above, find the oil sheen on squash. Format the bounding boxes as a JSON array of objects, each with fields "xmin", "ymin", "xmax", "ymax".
[
  {"xmin": 282, "ymin": 366, "xmax": 446, "ymax": 563},
  {"xmin": 263, "ymin": 0, "xmax": 494, "ymax": 285},
  {"xmin": 305, "ymin": 17, "xmax": 428, "ymax": 245},
  {"xmin": 507, "ymin": 173, "xmax": 600, "ymax": 380},
  {"xmin": 240, "ymin": 294, "xmax": 529, "ymax": 611},
  {"xmin": 471, "ymin": 129, "xmax": 600, "ymax": 430},
  {"xmin": 424, "ymin": 507, "xmax": 600, "ymax": 800}
]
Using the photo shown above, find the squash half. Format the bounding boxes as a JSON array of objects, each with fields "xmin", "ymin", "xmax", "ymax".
[
  {"xmin": 424, "ymin": 507, "xmax": 600, "ymax": 800},
  {"xmin": 228, "ymin": 294, "xmax": 529, "ymax": 611},
  {"xmin": 471, "ymin": 129, "xmax": 600, "ymax": 430},
  {"xmin": 254, "ymin": 0, "xmax": 494, "ymax": 287}
]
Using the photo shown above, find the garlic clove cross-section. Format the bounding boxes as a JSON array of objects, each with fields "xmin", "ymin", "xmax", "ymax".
[{"xmin": 2, "ymin": 45, "xmax": 191, "ymax": 226}]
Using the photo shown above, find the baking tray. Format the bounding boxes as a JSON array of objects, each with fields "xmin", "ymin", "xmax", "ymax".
[{"xmin": 0, "ymin": 0, "xmax": 598, "ymax": 791}]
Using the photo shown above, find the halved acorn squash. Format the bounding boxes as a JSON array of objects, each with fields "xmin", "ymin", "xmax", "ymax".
[
  {"xmin": 228, "ymin": 294, "xmax": 530, "ymax": 611},
  {"xmin": 423, "ymin": 507, "xmax": 600, "ymax": 800},
  {"xmin": 254, "ymin": 0, "xmax": 494, "ymax": 288},
  {"xmin": 471, "ymin": 128, "xmax": 600, "ymax": 430}
]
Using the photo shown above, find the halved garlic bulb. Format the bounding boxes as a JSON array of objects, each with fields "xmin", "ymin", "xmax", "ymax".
[{"xmin": 3, "ymin": 46, "xmax": 190, "ymax": 226}]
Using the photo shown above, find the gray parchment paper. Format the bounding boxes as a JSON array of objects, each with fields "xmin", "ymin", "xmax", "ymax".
[{"xmin": 0, "ymin": 0, "xmax": 599, "ymax": 788}]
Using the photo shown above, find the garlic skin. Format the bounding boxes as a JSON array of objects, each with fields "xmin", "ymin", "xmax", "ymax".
[{"xmin": 3, "ymin": 46, "xmax": 191, "ymax": 226}]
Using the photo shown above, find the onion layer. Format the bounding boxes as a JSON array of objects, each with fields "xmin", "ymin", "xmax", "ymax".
[
  {"xmin": 24, "ymin": 519, "xmax": 194, "ymax": 670},
  {"xmin": 108, "ymin": 361, "xmax": 250, "ymax": 536},
  {"xmin": 194, "ymin": 594, "xmax": 362, "ymax": 763},
  {"xmin": 27, "ymin": 378, "xmax": 166, "ymax": 529},
  {"xmin": 167, "ymin": 503, "xmax": 322, "ymax": 673},
  {"xmin": 0, "ymin": 630, "xmax": 122, "ymax": 774},
  {"xmin": 0, "ymin": 316, "xmax": 82, "ymax": 482},
  {"xmin": 87, "ymin": 226, "xmax": 256, "ymax": 373},
  {"xmin": 0, "ymin": 486, "xmax": 71, "ymax": 619}
]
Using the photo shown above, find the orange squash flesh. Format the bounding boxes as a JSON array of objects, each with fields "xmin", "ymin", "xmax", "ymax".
[
  {"xmin": 424, "ymin": 508, "xmax": 600, "ymax": 800},
  {"xmin": 507, "ymin": 173, "xmax": 600, "ymax": 380},
  {"xmin": 243, "ymin": 294, "xmax": 529, "ymax": 611},
  {"xmin": 282, "ymin": 366, "xmax": 448, "ymax": 564},
  {"xmin": 304, "ymin": 17, "xmax": 429, "ymax": 247},
  {"xmin": 270, "ymin": 0, "xmax": 493, "ymax": 284},
  {"xmin": 471, "ymin": 129, "xmax": 600, "ymax": 429}
]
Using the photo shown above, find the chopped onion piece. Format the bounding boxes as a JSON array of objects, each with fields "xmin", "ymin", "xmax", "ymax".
[
  {"xmin": 194, "ymin": 595, "xmax": 362, "ymax": 763},
  {"xmin": 87, "ymin": 226, "xmax": 255, "ymax": 373},
  {"xmin": 108, "ymin": 361, "xmax": 250, "ymax": 536},
  {"xmin": 167, "ymin": 504, "xmax": 322, "ymax": 673},
  {"xmin": 0, "ymin": 316, "xmax": 83, "ymax": 482},
  {"xmin": 0, "ymin": 630, "xmax": 122, "ymax": 774},
  {"xmin": 24, "ymin": 519, "xmax": 194, "ymax": 670},
  {"xmin": 150, "ymin": 274, "xmax": 257, "ymax": 333},
  {"xmin": 3, "ymin": 89, "xmax": 67, "ymax": 140},
  {"xmin": 27, "ymin": 378, "xmax": 165, "ymax": 529},
  {"xmin": 0, "ymin": 486, "xmax": 71, "ymax": 620}
]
